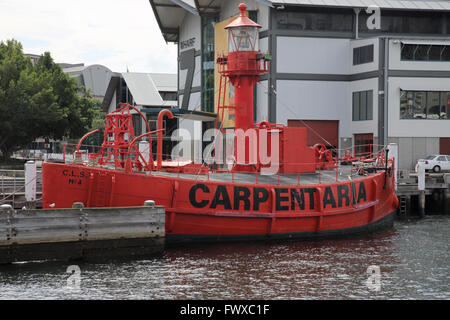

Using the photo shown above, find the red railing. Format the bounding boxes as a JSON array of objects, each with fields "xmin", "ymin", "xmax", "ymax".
[{"xmin": 55, "ymin": 142, "xmax": 391, "ymax": 185}]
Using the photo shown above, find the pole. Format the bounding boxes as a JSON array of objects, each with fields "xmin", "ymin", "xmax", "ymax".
[
  {"xmin": 25, "ymin": 161, "xmax": 37, "ymax": 209},
  {"xmin": 417, "ymin": 162, "xmax": 426, "ymax": 217},
  {"xmin": 388, "ymin": 143, "xmax": 398, "ymax": 191}
]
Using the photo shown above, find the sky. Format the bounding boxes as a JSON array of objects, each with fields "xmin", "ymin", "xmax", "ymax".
[{"xmin": 0, "ymin": 0, "xmax": 178, "ymax": 74}]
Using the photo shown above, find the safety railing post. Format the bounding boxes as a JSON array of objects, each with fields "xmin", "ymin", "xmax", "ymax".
[
  {"xmin": 336, "ymin": 160, "xmax": 338, "ymax": 182},
  {"xmin": 351, "ymin": 161, "xmax": 353, "ymax": 180}
]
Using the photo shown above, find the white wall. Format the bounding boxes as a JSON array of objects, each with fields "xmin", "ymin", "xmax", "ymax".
[
  {"xmin": 256, "ymin": 80, "xmax": 269, "ymax": 123},
  {"xmin": 177, "ymin": 11, "xmax": 202, "ymax": 162},
  {"xmin": 388, "ymin": 77, "xmax": 450, "ymax": 137},
  {"xmin": 350, "ymin": 38, "xmax": 379, "ymax": 74},
  {"xmin": 277, "ymin": 37, "xmax": 350, "ymax": 75},
  {"xmin": 178, "ymin": 11, "xmax": 201, "ymax": 111},
  {"xmin": 350, "ymin": 77, "xmax": 379, "ymax": 137},
  {"xmin": 276, "ymin": 80, "xmax": 351, "ymax": 138}
]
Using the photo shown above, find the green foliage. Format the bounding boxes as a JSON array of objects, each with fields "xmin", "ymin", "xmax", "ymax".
[{"xmin": 0, "ymin": 39, "xmax": 101, "ymax": 158}]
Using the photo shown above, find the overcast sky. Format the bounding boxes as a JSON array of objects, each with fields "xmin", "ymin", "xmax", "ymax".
[{"xmin": 0, "ymin": 0, "xmax": 178, "ymax": 73}]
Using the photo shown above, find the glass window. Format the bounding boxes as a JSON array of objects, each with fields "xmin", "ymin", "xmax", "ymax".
[
  {"xmin": 400, "ymin": 91, "xmax": 414, "ymax": 119},
  {"xmin": 367, "ymin": 90, "xmax": 373, "ymax": 120},
  {"xmin": 414, "ymin": 46, "xmax": 428, "ymax": 60},
  {"xmin": 275, "ymin": 8, "xmax": 353, "ymax": 32},
  {"xmin": 353, "ymin": 48, "xmax": 359, "ymax": 65},
  {"xmin": 160, "ymin": 91, "xmax": 177, "ymax": 101},
  {"xmin": 360, "ymin": 91, "xmax": 367, "ymax": 120},
  {"xmin": 437, "ymin": 156, "xmax": 446, "ymax": 161},
  {"xmin": 202, "ymin": 14, "xmax": 218, "ymax": 113},
  {"xmin": 414, "ymin": 92, "xmax": 426, "ymax": 118},
  {"xmin": 441, "ymin": 92, "xmax": 450, "ymax": 119},
  {"xmin": 352, "ymin": 90, "xmax": 373, "ymax": 121},
  {"xmin": 359, "ymin": 11, "xmax": 442, "ymax": 34},
  {"xmin": 229, "ymin": 27, "xmax": 258, "ymax": 52},
  {"xmin": 401, "ymin": 44, "xmax": 450, "ymax": 61},
  {"xmin": 400, "ymin": 90, "xmax": 408, "ymax": 119},
  {"xmin": 401, "ymin": 44, "xmax": 415, "ymax": 60},
  {"xmin": 429, "ymin": 46, "xmax": 442, "ymax": 61},
  {"xmin": 353, "ymin": 45, "xmax": 374, "ymax": 65},
  {"xmin": 401, "ymin": 90, "xmax": 450, "ymax": 120},
  {"xmin": 352, "ymin": 92, "xmax": 359, "ymax": 121},
  {"xmin": 427, "ymin": 92, "xmax": 440, "ymax": 119},
  {"xmin": 442, "ymin": 47, "xmax": 450, "ymax": 61}
]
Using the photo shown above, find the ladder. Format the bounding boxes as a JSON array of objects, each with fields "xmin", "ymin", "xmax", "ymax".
[{"xmin": 398, "ymin": 195, "xmax": 407, "ymax": 216}]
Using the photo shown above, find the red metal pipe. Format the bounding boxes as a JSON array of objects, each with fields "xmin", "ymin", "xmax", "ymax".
[
  {"xmin": 76, "ymin": 129, "xmax": 99, "ymax": 152},
  {"xmin": 127, "ymin": 129, "xmax": 164, "ymax": 171},
  {"xmin": 157, "ymin": 109, "xmax": 174, "ymax": 170}
]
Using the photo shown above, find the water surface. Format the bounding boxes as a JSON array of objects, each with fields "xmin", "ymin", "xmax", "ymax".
[{"xmin": 0, "ymin": 215, "xmax": 448, "ymax": 300}]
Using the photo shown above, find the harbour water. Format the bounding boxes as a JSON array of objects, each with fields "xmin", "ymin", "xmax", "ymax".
[{"xmin": 0, "ymin": 214, "xmax": 448, "ymax": 300}]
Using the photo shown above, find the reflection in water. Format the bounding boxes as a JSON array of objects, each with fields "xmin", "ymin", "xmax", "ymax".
[{"xmin": 0, "ymin": 216, "xmax": 448, "ymax": 300}]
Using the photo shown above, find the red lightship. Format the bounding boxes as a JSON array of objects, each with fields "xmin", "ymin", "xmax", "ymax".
[{"xmin": 42, "ymin": 3, "xmax": 398, "ymax": 243}]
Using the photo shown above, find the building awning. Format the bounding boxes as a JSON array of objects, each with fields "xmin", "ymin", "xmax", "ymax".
[
  {"xmin": 269, "ymin": 0, "xmax": 450, "ymax": 11},
  {"xmin": 149, "ymin": 0, "xmax": 450, "ymax": 43},
  {"xmin": 400, "ymin": 40, "xmax": 450, "ymax": 46},
  {"xmin": 122, "ymin": 73, "xmax": 164, "ymax": 106},
  {"xmin": 141, "ymin": 107, "xmax": 217, "ymax": 121},
  {"xmin": 148, "ymin": 73, "xmax": 177, "ymax": 92},
  {"xmin": 149, "ymin": 0, "xmax": 224, "ymax": 42}
]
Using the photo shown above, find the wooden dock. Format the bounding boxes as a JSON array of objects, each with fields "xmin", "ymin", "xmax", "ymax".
[
  {"xmin": 396, "ymin": 171, "xmax": 450, "ymax": 217},
  {"xmin": 0, "ymin": 202, "xmax": 165, "ymax": 264},
  {"xmin": 1, "ymin": 168, "xmax": 42, "ymax": 209}
]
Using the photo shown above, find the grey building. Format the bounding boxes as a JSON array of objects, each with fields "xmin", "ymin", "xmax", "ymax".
[{"xmin": 149, "ymin": 0, "xmax": 450, "ymax": 170}]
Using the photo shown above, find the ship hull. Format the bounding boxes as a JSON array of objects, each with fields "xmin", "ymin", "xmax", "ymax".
[{"xmin": 42, "ymin": 162, "xmax": 398, "ymax": 243}]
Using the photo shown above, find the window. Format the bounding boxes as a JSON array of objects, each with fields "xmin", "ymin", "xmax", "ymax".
[
  {"xmin": 401, "ymin": 44, "xmax": 450, "ymax": 61},
  {"xmin": 201, "ymin": 14, "xmax": 218, "ymax": 113},
  {"xmin": 276, "ymin": 7, "xmax": 353, "ymax": 32},
  {"xmin": 354, "ymin": 133, "xmax": 374, "ymax": 158},
  {"xmin": 352, "ymin": 90, "xmax": 373, "ymax": 121},
  {"xmin": 353, "ymin": 45, "xmax": 374, "ymax": 65},
  {"xmin": 414, "ymin": 91, "xmax": 426, "ymax": 118},
  {"xmin": 400, "ymin": 90, "xmax": 450, "ymax": 119},
  {"xmin": 132, "ymin": 113, "xmax": 142, "ymax": 137},
  {"xmin": 437, "ymin": 156, "xmax": 446, "ymax": 161},
  {"xmin": 160, "ymin": 91, "xmax": 177, "ymax": 101},
  {"xmin": 358, "ymin": 10, "xmax": 443, "ymax": 34},
  {"xmin": 441, "ymin": 92, "xmax": 450, "ymax": 119},
  {"xmin": 426, "ymin": 92, "xmax": 440, "ymax": 119}
]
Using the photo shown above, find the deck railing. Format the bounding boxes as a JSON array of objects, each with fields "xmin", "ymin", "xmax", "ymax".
[{"xmin": 48, "ymin": 142, "xmax": 392, "ymax": 186}]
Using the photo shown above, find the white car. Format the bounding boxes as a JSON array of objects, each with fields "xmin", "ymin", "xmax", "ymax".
[{"xmin": 416, "ymin": 155, "xmax": 450, "ymax": 173}]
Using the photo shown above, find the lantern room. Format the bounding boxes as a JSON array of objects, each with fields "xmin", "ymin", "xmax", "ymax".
[{"xmin": 225, "ymin": 3, "xmax": 261, "ymax": 53}]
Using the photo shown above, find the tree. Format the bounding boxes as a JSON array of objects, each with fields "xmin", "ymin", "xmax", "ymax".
[{"xmin": 0, "ymin": 39, "xmax": 101, "ymax": 159}]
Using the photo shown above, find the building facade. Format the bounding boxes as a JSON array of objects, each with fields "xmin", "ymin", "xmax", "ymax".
[
  {"xmin": 150, "ymin": 0, "xmax": 450, "ymax": 170},
  {"xmin": 24, "ymin": 53, "xmax": 177, "ymax": 155}
]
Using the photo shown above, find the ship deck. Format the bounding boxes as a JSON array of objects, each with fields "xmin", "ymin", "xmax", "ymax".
[{"xmin": 148, "ymin": 163, "xmax": 384, "ymax": 186}]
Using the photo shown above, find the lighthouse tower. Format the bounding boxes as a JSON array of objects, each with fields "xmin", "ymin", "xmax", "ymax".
[
  {"xmin": 216, "ymin": 3, "xmax": 330, "ymax": 174},
  {"xmin": 218, "ymin": 2, "xmax": 269, "ymax": 131}
]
